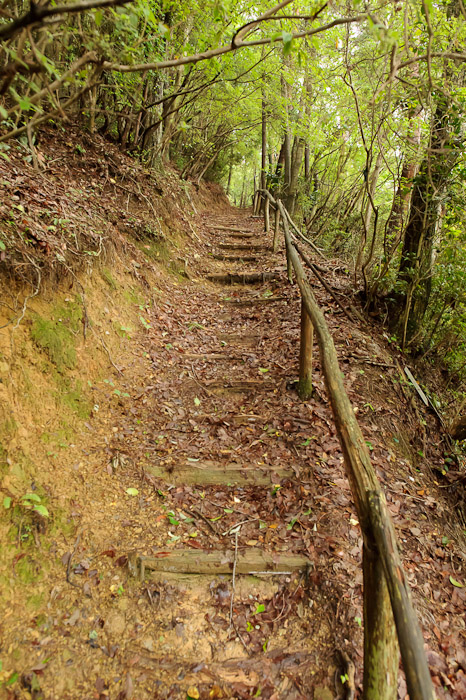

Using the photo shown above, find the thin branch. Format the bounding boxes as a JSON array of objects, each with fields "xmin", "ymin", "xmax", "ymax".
[
  {"xmin": 101, "ymin": 13, "xmax": 368, "ymax": 73},
  {"xmin": 0, "ymin": 0, "xmax": 133, "ymax": 41},
  {"xmin": 231, "ymin": 3, "xmax": 327, "ymax": 48}
]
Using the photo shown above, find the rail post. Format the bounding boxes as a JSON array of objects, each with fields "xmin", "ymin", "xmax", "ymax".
[
  {"xmin": 278, "ymin": 201, "xmax": 293, "ymax": 284},
  {"xmin": 273, "ymin": 207, "xmax": 280, "ymax": 252},
  {"xmin": 253, "ymin": 190, "xmax": 259, "ymax": 215},
  {"xmin": 298, "ymin": 298, "xmax": 313, "ymax": 399},
  {"xmin": 264, "ymin": 195, "xmax": 270, "ymax": 233},
  {"xmin": 254, "ymin": 188, "xmax": 436, "ymax": 699}
]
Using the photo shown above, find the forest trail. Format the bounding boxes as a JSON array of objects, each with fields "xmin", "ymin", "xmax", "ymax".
[
  {"xmin": 1, "ymin": 199, "xmax": 465, "ymax": 700},
  {"xmin": 114, "ymin": 207, "xmax": 344, "ymax": 699}
]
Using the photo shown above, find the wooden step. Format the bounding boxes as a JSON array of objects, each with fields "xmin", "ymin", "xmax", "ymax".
[
  {"xmin": 212, "ymin": 254, "xmax": 261, "ymax": 262},
  {"xmin": 213, "ymin": 232, "xmax": 256, "ymax": 239},
  {"xmin": 218, "ymin": 243, "xmax": 267, "ymax": 251},
  {"xmin": 208, "ymin": 225, "xmax": 254, "ymax": 233},
  {"xmin": 222, "ymin": 296, "xmax": 286, "ymax": 306},
  {"xmin": 217, "ymin": 332, "xmax": 259, "ymax": 346},
  {"xmin": 128, "ymin": 548, "xmax": 311, "ymax": 580},
  {"xmin": 146, "ymin": 459, "xmax": 294, "ymax": 486},
  {"xmin": 207, "ymin": 272, "xmax": 280, "ymax": 285},
  {"xmin": 183, "ymin": 351, "xmax": 250, "ymax": 360},
  {"xmin": 204, "ymin": 380, "xmax": 276, "ymax": 394}
]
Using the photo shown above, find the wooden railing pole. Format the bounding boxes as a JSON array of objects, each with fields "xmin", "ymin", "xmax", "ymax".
[
  {"xmin": 273, "ymin": 207, "xmax": 280, "ymax": 252},
  {"xmin": 264, "ymin": 196, "xmax": 270, "ymax": 233},
  {"xmin": 298, "ymin": 298, "xmax": 313, "ymax": 399},
  {"xmin": 253, "ymin": 190, "xmax": 259, "ymax": 215},
  {"xmin": 275, "ymin": 195, "xmax": 435, "ymax": 700},
  {"xmin": 363, "ymin": 541, "xmax": 398, "ymax": 699},
  {"xmin": 369, "ymin": 492, "xmax": 436, "ymax": 700},
  {"xmin": 279, "ymin": 204, "xmax": 294, "ymax": 284}
]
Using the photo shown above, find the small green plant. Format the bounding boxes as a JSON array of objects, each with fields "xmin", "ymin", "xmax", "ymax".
[
  {"xmin": 116, "ymin": 324, "xmax": 132, "ymax": 338},
  {"xmin": 21, "ymin": 493, "xmax": 49, "ymax": 518},
  {"xmin": 4, "ymin": 493, "xmax": 49, "ymax": 518}
]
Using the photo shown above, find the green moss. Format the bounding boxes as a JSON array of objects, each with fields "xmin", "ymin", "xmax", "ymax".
[
  {"xmin": 31, "ymin": 317, "xmax": 76, "ymax": 370},
  {"xmin": 54, "ymin": 376, "xmax": 92, "ymax": 419},
  {"xmin": 40, "ymin": 427, "xmax": 74, "ymax": 446},
  {"xmin": 15, "ymin": 555, "xmax": 43, "ymax": 584},
  {"xmin": 135, "ymin": 238, "xmax": 169, "ymax": 261},
  {"xmin": 30, "ymin": 299, "xmax": 83, "ymax": 371},
  {"xmin": 101, "ymin": 267, "xmax": 117, "ymax": 289},
  {"xmin": 123, "ymin": 287, "xmax": 145, "ymax": 306},
  {"xmin": 1, "ymin": 417, "xmax": 17, "ymax": 438},
  {"xmin": 27, "ymin": 592, "xmax": 44, "ymax": 610},
  {"xmin": 49, "ymin": 507, "xmax": 76, "ymax": 538},
  {"xmin": 55, "ymin": 299, "xmax": 83, "ymax": 333}
]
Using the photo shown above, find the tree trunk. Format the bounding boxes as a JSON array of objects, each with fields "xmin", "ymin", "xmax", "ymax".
[
  {"xmin": 226, "ymin": 155, "xmax": 233, "ymax": 197},
  {"xmin": 285, "ymin": 135, "xmax": 305, "ymax": 215},
  {"xmin": 396, "ymin": 99, "xmax": 455, "ymax": 346},
  {"xmin": 261, "ymin": 88, "xmax": 267, "ymax": 191}
]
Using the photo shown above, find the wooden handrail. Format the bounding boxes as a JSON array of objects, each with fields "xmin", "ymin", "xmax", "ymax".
[{"xmin": 255, "ymin": 189, "xmax": 435, "ymax": 700}]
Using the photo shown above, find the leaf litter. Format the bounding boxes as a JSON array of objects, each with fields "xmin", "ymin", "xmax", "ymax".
[{"xmin": 0, "ymin": 148, "xmax": 464, "ymax": 698}]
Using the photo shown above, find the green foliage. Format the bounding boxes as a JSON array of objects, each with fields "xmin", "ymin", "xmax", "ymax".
[
  {"xmin": 2, "ymin": 0, "xmax": 466, "ymax": 379},
  {"xmin": 4, "ymin": 488, "xmax": 50, "ymax": 544}
]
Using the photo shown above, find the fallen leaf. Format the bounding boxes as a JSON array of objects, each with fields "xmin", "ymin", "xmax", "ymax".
[{"xmin": 449, "ymin": 576, "xmax": 464, "ymax": 588}]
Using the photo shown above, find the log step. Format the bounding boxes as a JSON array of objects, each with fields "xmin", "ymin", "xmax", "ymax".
[
  {"xmin": 146, "ymin": 460, "xmax": 295, "ymax": 486},
  {"xmin": 212, "ymin": 254, "xmax": 261, "ymax": 262},
  {"xmin": 183, "ymin": 352, "xmax": 250, "ymax": 360},
  {"xmin": 208, "ymin": 225, "xmax": 254, "ymax": 233},
  {"xmin": 129, "ymin": 548, "xmax": 311, "ymax": 580},
  {"xmin": 222, "ymin": 296, "xmax": 286, "ymax": 306},
  {"xmin": 204, "ymin": 379, "xmax": 276, "ymax": 394},
  {"xmin": 218, "ymin": 243, "xmax": 267, "ymax": 251},
  {"xmin": 217, "ymin": 332, "xmax": 259, "ymax": 346},
  {"xmin": 207, "ymin": 272, "xmax": 280, "ymax": 285},
  {"xmin": 213, "ymin": 232, "xmax": 256, "ymax": 239}
]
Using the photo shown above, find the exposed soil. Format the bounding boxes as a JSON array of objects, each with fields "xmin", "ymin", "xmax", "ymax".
[{"xmin": 0, "ymin": 133, "xmax": 465, "ymax": 700}]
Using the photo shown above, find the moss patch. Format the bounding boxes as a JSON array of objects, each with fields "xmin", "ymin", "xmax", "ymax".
[
  {"xmin": 30, "ymin": 298, "xmax": 83, "ymax": 371},
  {"xmin": 101, "ymin": 267, "xmax": 117, "ymax": 289},
  {"xmin": 54, "ymin": 376, "xmax": 92, "ymax": 419},
  {"xmin": 31, "ymin": 317, "xmax": 76, "ymax": 370}
]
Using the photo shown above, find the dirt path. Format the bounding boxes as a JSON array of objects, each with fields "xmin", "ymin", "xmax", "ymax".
[
  {"xmin": 3, "ymin": 204, "xmax": 465, "ymax": 700},
  {"xmin": 110, "ymin": 208, "xmax": 344, "ymax": 699}
]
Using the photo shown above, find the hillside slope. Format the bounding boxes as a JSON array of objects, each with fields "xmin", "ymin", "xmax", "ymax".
[{"xmin": 0, "ymin": 129, "xmax": 465, "ymax": 700}]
